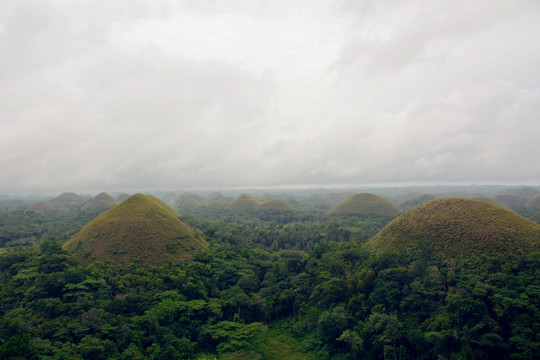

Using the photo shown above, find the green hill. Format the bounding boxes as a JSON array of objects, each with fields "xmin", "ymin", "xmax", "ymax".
[
  {"xmin": 525, "ymin": 194, "xmax": 540, "ymax": 211},
  {"xmin": 176, "ymin": 193, "xmax": 208, "ymax": 209},
  {"xmin": 328, "ymin": 193, "xmax": 401, "ymax": 216},
  {"xmin": 81, "ymin": 192, "xmax": 118, "ymax": 211},
  {"xmin": 208, "ymin": 192, "xmax": 226, "ymax": 202},
  {"xmin": 63, "ymin": 194, "xmax": 207, "ymax": 268},
  {"xmin": 256, "ymin": 199, "xmax": 294, "ymax": 212},
  {"xmin": 469, "ymin": 196, "xmax": 507, "ymax": 209},
  {"xmin": 49, "ymin": 192, "xmax": 86, "ymax": 209},
  {"xmin": 399, "ymin": 194, "xmax": 436, "ymax": 210},
  {"xmin": 364, "ymin": 198, "xmax": 540, "ymax": 264},
  {"xmin": 117, "ymin": 193, "xmax": 131, "ymax": 203},
  {"xmin": 29, "ymin": 201, "xmax": 56, "ymax": 212},
  {"xmin": 493, "ymin": 194, "xmax": 526, "ymax": 209},
  {"xmin": 496, "ymin": 187, "xmax": 539, "ymax": 200},
  {"xmin": 227, "ymin": 194, "xmax": 260, "ymax": 211},
  {"xmin": 209, "ymin": 200, "xmax": 225, "ymax": 208}
]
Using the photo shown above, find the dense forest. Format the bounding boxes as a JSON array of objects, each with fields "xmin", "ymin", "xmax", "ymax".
[{"xmin": 0, "ymin": 190, "xmax": 539, "ymax": 359}]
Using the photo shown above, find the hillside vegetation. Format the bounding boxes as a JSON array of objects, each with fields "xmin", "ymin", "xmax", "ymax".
[
  {"xmin": 0, "ymin": 190, "xmax": 539, "ymax": 360},
  {"xmin": 365, "ymin": 198, "xmax": 540, "ymax": 265},
  {"xmin": 329, "ymin": 193, "xmax": 401, "ymax": 216},
  {"xmin": 63, "ymin": 194, "xmax": 207, "ymax": 268}
]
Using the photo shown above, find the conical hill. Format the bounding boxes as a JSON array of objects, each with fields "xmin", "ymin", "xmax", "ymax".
[
  {"xmin": 63, "ymin": 194, "xmax": 207, "ymax": 268},
  {"xmin": 49, "ymin": 192, "xmax": 86, "ymax": 209},
  {"xmin": 364, "ymin": 198, "xmax": 540, "ymax": 264},
  {"xmin": 29, "ymin": 201, "xmax": 56, "ymax": 212},
  {"xmin": 226, "ymin": 194, "xmax": 259, "ymax": 211},
  {"xmin": 81, "ymin": 192, "xmax": 118, "ymax": 211},
  {"xmin": 256, "ymin": 199, "xmax": 294, "ymax": 212},
  {"xmin": 329, "ymin": 193, "xmax": 401, "ymax": 216},
  {"xmin": 176, "ymin": 193, "xmax": 208, "ymax": 209}
]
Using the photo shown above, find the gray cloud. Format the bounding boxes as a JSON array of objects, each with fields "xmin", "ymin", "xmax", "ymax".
[{"xmin": 1, "ymin": 0, "xmax": 539, "ymax": 194}]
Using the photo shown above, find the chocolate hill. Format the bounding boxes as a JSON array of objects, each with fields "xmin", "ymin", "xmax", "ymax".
[
  {"xmin": 49, "ymin": 192, "xmax": 86, "ymax": 209},
  {"xmin": 63, "ymin": 194, "xmax": 207, "ymax": 268},
  {"xmin": 469, "ymin": 196, "xmax": 507, "ymax": 209},
  {"xmin": 525, "ymin": 194, "xmax": 540, "ymax": 211},
  {"xmin": 329, "ymin": 193, "xmax": 401, "ymax": 216},
  {"xmin": 81, "ymin": 192, "xmax": 118, "ymax": 211},
  {"xmin": 176, "ymin": 193, "xmax": 208, "ymax": 209},
  {"xmin": 399, "ymin": 194, "xmax": 436, "ymax": 210},
  {"xmin": 493, "ymin": 194, "xmax": 526, "ymax": 209},
  {"xmin": 364, "ymin": 198, "xmax": 540, "ymax": 264},
  {"xmin": 226, "ymin": 195, "xmax": 294, "ymax": 212},
  {"xmin": 226, "ymin": 194, "xmax": 260, "ymax": 211},
  {"xmin": 29, "ymin": 201, "xmax": 56, "ymax": 212},
  {"xmin": 256, "ymin": 199, "xmax": 294, "ymax": 212}
]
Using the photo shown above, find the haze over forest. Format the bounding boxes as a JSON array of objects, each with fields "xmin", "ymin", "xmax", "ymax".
[{"xmin": 1, "ymin": 0, "xmax": 540, "ymax": 195}]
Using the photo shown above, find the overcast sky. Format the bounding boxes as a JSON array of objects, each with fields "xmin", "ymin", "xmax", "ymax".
[{"xmin": 1, "ymin": 0, "xmax": 539, "ymax": 195}]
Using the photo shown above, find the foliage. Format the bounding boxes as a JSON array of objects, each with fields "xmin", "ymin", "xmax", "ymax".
[{"xmin": 0, "ymin": 195, "xmax": 538, "ymax": 359}]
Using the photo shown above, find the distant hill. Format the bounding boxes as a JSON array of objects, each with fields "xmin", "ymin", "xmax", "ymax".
[
  {"xmin": 524, "ymin": 194, "xmax": 540, "ymax": 211},
  {"xmin": 399, "ymin": 194, "xmax": 436, "ymax": 210},
  {"xmin": 469, "ymin": 196, "xmax": 508, "ymax": 209},
  {"xmin": 148, "ymin": 195, "xmax": 180, "ymax": 216},
  {"xmin": 159, "ymin": 192, "xmax": 179, "ymax": 207},
  {"xmin": 256, "ymin": 199, "xmax": 294, "ymax": 212},
  {"xmin": 116, "ymin": 193, "xmax": 131, "ymax": 203},
  {"xmin": 176, "ymin": 193, "xmax": 208, "ymax": 209},
  {"xmin": 49, "ymin": 192, "xmax": 86, "ymax": 209},
  {"xmin": 364, "ymin": 198, "xmax": 540, "ymax": 265},
  {"xmin": 29, "ymin": 201, "xmax": 56, "ymax": 212},
  {"xmin": 208, "ymin": 200, "xmax": 225, "ymax": 208},
  {"xmin": 493, "ymin": 194, "xmax": 527, "ymax": 209},
  {"xmin": 208, "ymin": 192, "xmax": 226, "ymax": 202},
  {"xmin": 81, "ymin": 192, "xmax": 117, "ymax": 211},
  {"xmin": 63, "ymin": 194, "xmax": 207, "ymax": 268},
  {"xmin": 496, "ymin": 187, "xmax": 539, "ymax": 200},
  {"xmin": 329, "ymin": 193, "xmax": 401, "ymax": 216},
  {"xmin": 226, "ymin": 194, "xmax": 260, "ymax": 211},
  {"xmin": 394, "ymin": 192, "xmax": 424, "ymax": 202}
]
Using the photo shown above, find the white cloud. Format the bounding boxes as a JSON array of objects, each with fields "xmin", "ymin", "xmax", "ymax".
[{"xmin": 0, "ymin": 0, "xmax": 539, "ymax": 194}]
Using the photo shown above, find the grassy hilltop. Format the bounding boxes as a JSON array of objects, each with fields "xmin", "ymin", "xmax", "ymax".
[
  {"xmin": 226, "ymin": 194, "xmax": 294, "ymax": 212},
  {"xmin": 81, "ymin": 192, "xmax": 118, "ymax": 211},
  {"xmin": 364, "ymin": 197, "xmax": 540, "ymax": 265},
  {"xmin": 63, "ymin": 193, "xmax": 207, "ymax": 268},
  {"xmin": 329, "ymin": 193, "xmax": 401, "ymax": 216}
]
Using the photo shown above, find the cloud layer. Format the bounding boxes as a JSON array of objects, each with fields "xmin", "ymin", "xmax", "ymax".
[{"xmin": 1, "ymin": 0, "xmax": 539, "ymax": 194}]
